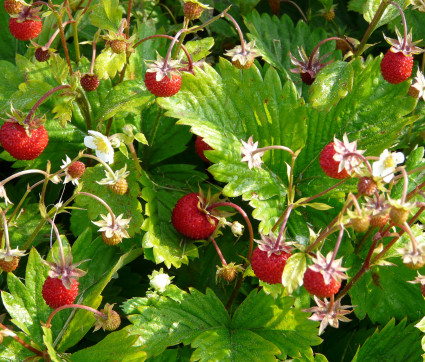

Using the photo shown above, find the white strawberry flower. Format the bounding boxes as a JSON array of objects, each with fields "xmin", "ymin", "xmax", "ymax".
[
  {"xmin": 241, "ymin": 136, "xmax": 264, "ymax": 170},
  {"xmin": 84, "ymin": 130, "xmax": 114, "ymax": 164},
  {"xmin": 372, "ymin": 149, "xmax": 405, "ymax": 183}
]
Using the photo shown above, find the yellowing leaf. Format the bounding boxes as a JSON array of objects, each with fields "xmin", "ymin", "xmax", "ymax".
[{"xmin": 282, "ymin": 253, "xmax": 307, "ymax": 294}]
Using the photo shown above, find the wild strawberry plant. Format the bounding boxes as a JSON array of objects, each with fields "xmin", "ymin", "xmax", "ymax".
[{"xmin": 1, "ymin": 0, "xmax": 425, "ymax": 360}]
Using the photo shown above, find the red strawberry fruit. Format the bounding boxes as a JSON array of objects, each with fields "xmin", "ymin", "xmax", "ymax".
[
  {"xmin": 42, "ymin": 277, "xmax": 79, "ymax": 309},
  {"xmin": 303, "ymin": 268, "xmax": 341, "ymax": 298},
  {"xmin": 251, "ymin": 247, "xmax": 291, "ymax": 284},
  {"xmin": 80, "ymin": 74, "xmax": 100, "ymax": 92},
  {"xmin": 195, "ymin": 136, "xmax": 213, "ymax": 163},
  {"xmin": 4, "ymin": 0, "xmax": 23, "ymax": 15},
  {"xmin": 172, "ymin": 192, "xmax": 218, "ymax": 240},
  {"xmin": 380, "ymin": 50, "xmax": 413, "ymax": 84},
  {"xmin": 68, "ymin": 161, "xmax": 85, "ymax": 180},
  {"xmin": 319, "ymin": 142, "xmax": 349, "ymax": 179},
  {"xmin": 35, "ymin": 47, "xmax": 50, "ymax": 62},
  {"xmin": 0, "ymin": 122, "xmax": 48, "ymax": 160},
  {"xmin": 144, "ymin": 71, "xmax": 182, "ymax": 97},
  {"xmin": 9, "ymin": 6, "xmax": 43, "ymax": 41}
]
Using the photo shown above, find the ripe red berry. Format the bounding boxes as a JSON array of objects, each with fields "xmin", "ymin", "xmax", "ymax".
[
  {"xmin": 68, "ymin": 161, "xmax": 85, "ymax": 180},
  {"xmin": 357, "ymin": 177, "xmax": 377, "ymax": 196},
  {"xmin": 319, "ymin": 142, "xmax": 349, "ymax": 179},
  {"xmin": 80, "ymin": 74, "xmax": 100, "ymax": 92},
  {"xmin": 35, "ymin": 47, "xmax": 50, "ymax": 62},
  {"xmin": 303, "ymin": 268, "xmax": 341, "ymax": 298},
  {"xmin": 110, "ymin": 39, "xmax": 126, "ymax": 54},
  {"xmin": 42, "ymin": 277, "xmax": 79, "ymax": 309},
  {"xmin": 9, "ymin": 16, "xmax": 42, "ymax": 41},
  {"xmin": 4, "ymin": 0, "xmax": 23, "ymax": 15},
  {"xmin": 144, "ymin": 71, "xmax": 182, "ymax": 97},
  {"xmin": 183, "ymin": 1, "xmax": 204, "ymax": 20},
  {"xmin": 251, "ymin": 247, "xmax": 291, "ymax": 285},
  {"xmin": 101, "ymin": 231, "xmax": 122, "ymax": 246},
  {"xmin": 0, "ymin": 257, "xmax": 20, "ymax": 272},
  {"xmin": 195, "ymin": 136, "xmax": 213, "ymax": 163},
  {"xmin": 172, "ymin": 193, "xmax": 218, "ymax": 240},
  {"xmin": 110, "ymin": 178, "xmax": 128, "ymax": 195},
  {"xmin": 0, "ymin": 122, "xmax": 48, "ymax": 160},
  {"xmin": 380, "ymin": 49, "xmax": 413, "ymax": 84}
]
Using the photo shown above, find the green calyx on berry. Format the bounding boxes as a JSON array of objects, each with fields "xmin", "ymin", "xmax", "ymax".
[
  {"xmin": 183, "ymin": 0, "xmax": 211, "ymax": 20},
  {"xmin": 97, "ymin": 165, "xmax": 130, "ymax": 194},
  {"xmin": 347, "ymin": 208, "xmax": 371, "ymax": 233},
  {"xmin": 388, "ymin": 198, "xmax": 414, "ymax": 225},
  {"xmin": 93, "ymin": 213, "xmax": 131, "ymax": 246},
  {"xmin": 289, "ymin": 46, "xmax": 332, "ymax": 85},
  {"xmin": 94, "ymin": 303, "xmax": 121, "ymax": 331},
  {"xmin": 225, "ymin": 40, "xmax": 260, "ymax": 70}
]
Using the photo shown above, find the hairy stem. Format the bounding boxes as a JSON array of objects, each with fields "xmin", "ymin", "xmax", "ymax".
[{"xmin": 45, "ymin": 304, "xmax": 105, "ymax": 328}]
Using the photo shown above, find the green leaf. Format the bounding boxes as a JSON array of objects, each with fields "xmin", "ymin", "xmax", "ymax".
[
  {"xmin": 363, "ymin": 0, "xmax": 406, "ymax": 28},
  {"xmin": 9, "ymin": 80, "xmax": 52, "ymax": 114},
  {"xmin": 352, "ymin": 319, "xmax": 423, "ymax": 362},
  {"xmin": 180, "ymin": 37, "xmax": 215, "ymax": 63},
  {"xmin": 348, "ymin": 255, "xmax": 425, "ymax": 324},
  {"xmin": 42, "ymin": 327, "xmax": 62, "ymax": 362},
  {"xmin": 0, "ymin": 11, "xmax": 16, "ymax": 63},
  {"xmin": 158, "ymin": 60, "xmax": 307, "ymax": 233},
  {"xmin": 1, "ymin": 248, "xmax": 50, "ymax": 349},
  {"xmin": 96, "ymin": 80, "xmax": 153, "ymax": 122},
  {"xmin": 140, "ymin": 164, "xmax": 205, "ymax": 268},
  {"xmin": 89, "ymin": 0, "xmax": 123, "ymax": 32},
  {"xmin": 94, "ymin": 48, "xmax": 127, "ymax": 80},
  {"xmin": 70, "ymin": 327, "xmax": 147, "ymax": 361},
  {"xmin": 348, "ymin": 0, "xmax": 367, "ymax": 13},
  {"xmin": 0, "ymin": 332, "xmax": 35, "ymax": 360},
  {"xmin": 309, "ymin": 61, "xmax": 354, "ymax": 111},
  {"xmin": 50, "ymin": 55, "xmax": 69, "ymax": 85},
  {"xmin": 282, "ymin": 253, "xmax": 307, "ymax": 294},
  {"xmin": 0, "ymin": 61, "xmax": 25, "ymax": 114},
  {"xmin": 125, "ymin": 288, "xmax": 320, "ymax": 360}
]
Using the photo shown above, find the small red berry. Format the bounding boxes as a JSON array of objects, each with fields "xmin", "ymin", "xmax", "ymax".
[
  {"xmin": 9, "ymin": 16, "xmax": 42, "ymax": 41},
  {"xmin": 80, "ymin": 74, "xmax": 100, "ymax": 92},
  {"xmin": 172, "ymin": 193, "xmax": 218, "ymax": 240},
  {"xmin": 42, "ymin": 277, "xmax": 79, "ymax": 309},
  {"xmin": 0, "ymin": 122, "xmax": 48, "ymax": 160},
  {"xmin": 380, "ymin": 49, "xmax": 413, "ymax": 84},
  {"xmin": 67, "ymin": 161, "xmax": 85, "ymax": 180},
  {"xmin": 319, "ymin": 142, "xmax": 349, "ymax": 179},
  {"xmin": 357, "ymin": 177, "xmax": 377, "ymax": 196},
  {"xmin": 303, "ymin": 268, "xmax": 341, "ymax": 298},
  {"xmin": 301, "ymin": 72, "xmax": 315, "ymax": 85},
  {"xmin": 251, "ymin": 247, "xmax": 291, "ymax": 285},
  {"xmin": 144, "ymin": 71, "xmax": 182, "ymax": 97},
  {"xmin": 370, "ymin": 213, "xmax": 389, "ymax": 228},
  {"xmin": 195, "ymin": 136, "xmax": 213, "ymax": 163},
  {"xmin": 0, "ymin": 257, "xmax": 20, "ymax": 272},
  {"xmin": 4, "ymin": 0, "xmax": 23, "ymax": 15},
  {"xmin": 35, "ymin": 47, "xmax": 50, "ymax": 62},
  {"xmin": 110, "ymin": 178, "xmax": 128, "ymax": 195}
]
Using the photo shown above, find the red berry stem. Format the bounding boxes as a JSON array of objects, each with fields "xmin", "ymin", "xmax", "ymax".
[
  {"xmin": 77, "ymin": 192, "xmax": 116, "ymax": 228},
  {"xmin": 117, "ymin": 18, "xmax": 126, "ymax": 36},
  {"xmin": 281, "ymin": 0, "xmax": 308, "ymax": 23},
  {"xmin": 126, "ymin": 0, "xmax": 132, "ymax": 38},
  {"xmin": 275, "ymin": 204, "xmax": 293, "ymax": 248},
  {"xmin": 25, "ymin": 85, "xmax": 71, "ymax": 123},
  {"xmin": 399, "ymin": 222, "xmax": 419, "ymax": 254},
  {"xmin": 356, "ymin": 0, "xmax": 389, "ymax": 57},
  {"xmin": 252, "ymin": 145, "xmax": 295, "ymax": 157},
  {"xmin": 42, "ymin": 20, "xmax": 73, "ymax": 49},
  {"xmin": 347, "ymin": 192, "xmax": 363, "ymax": 215},
  {"xmin": 133, "ymin": 34, "xmax": 194, "ymax": 72},
  {"xmin": 389, "ymin": 1, "xmax": 408, "ymax": 49},
  {"xmin": 49, "ymin": 0, "xmax": 73, "ymax": 75},
  {"xmin": 396, "ymin": 166, "xmax": 409, "ymax": 204},
  {"xmin": 1, "ymin": 169, "xmax": 50, "ymax": 187},
  {"xmin": 32, "ymin": 1, "xmax": 54, "ymax": 10},
  {"xmin": 47, "ymin": 218, "xmax": 66, "ymax": 272},
  {"xmin": 80, "ymin": 153, "xmax": 115, "ymax": 176},
  {"xmin": 89, "ymin": 31, "xmax": 101, "ymax": 75},
  {"xmin": 0, "ymin": 209, "xmax": 11, "ymax": 254},
  {"xmin": 326, "ymin": 226, "xmax": 344, "ymax": 270},
  {"xmin": 210, "ymin": 237, "xmax": 227, "ymax": 266},
  {"xmin": 45, "ymin": 304, "xmax": 106, "ymax": 328},
  {"xmin": 223, "ymin": 13, "xmax": 246, "ymax": 54},
  {"xmin": 308, "ymin": 37, "xmax": 354, "ymax": 68},
  {"xmin": 0, "ymin": 322, "xmax": 44, "ymax": 358}
]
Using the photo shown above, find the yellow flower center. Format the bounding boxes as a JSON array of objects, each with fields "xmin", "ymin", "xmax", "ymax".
[
  {"xmin": 383, "ymin": 156, "xmax": 396, "ymax": 169},
  {"xmin": 94, "ymin": 137, "xmax": 109, "ymax": 152}
]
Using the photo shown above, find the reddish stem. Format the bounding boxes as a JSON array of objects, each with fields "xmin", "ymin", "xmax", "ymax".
[
  {"xmin": 0, "ymin": 323, "xmax": 43, "ymax": 357},
  {"xmin": 210, "ymin": 237, "xmax": 227, "ymax": 266},
  {"xmin": 389, "ymin": 1, "xmax": 408, "ymax": 49},
  {"xmin": 45, "ymin": 304, "xmax": 106, "ymax": 328},
  {"xmin": 308, "ymin": 37, "xmax": 354, "ymax": 68}
]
